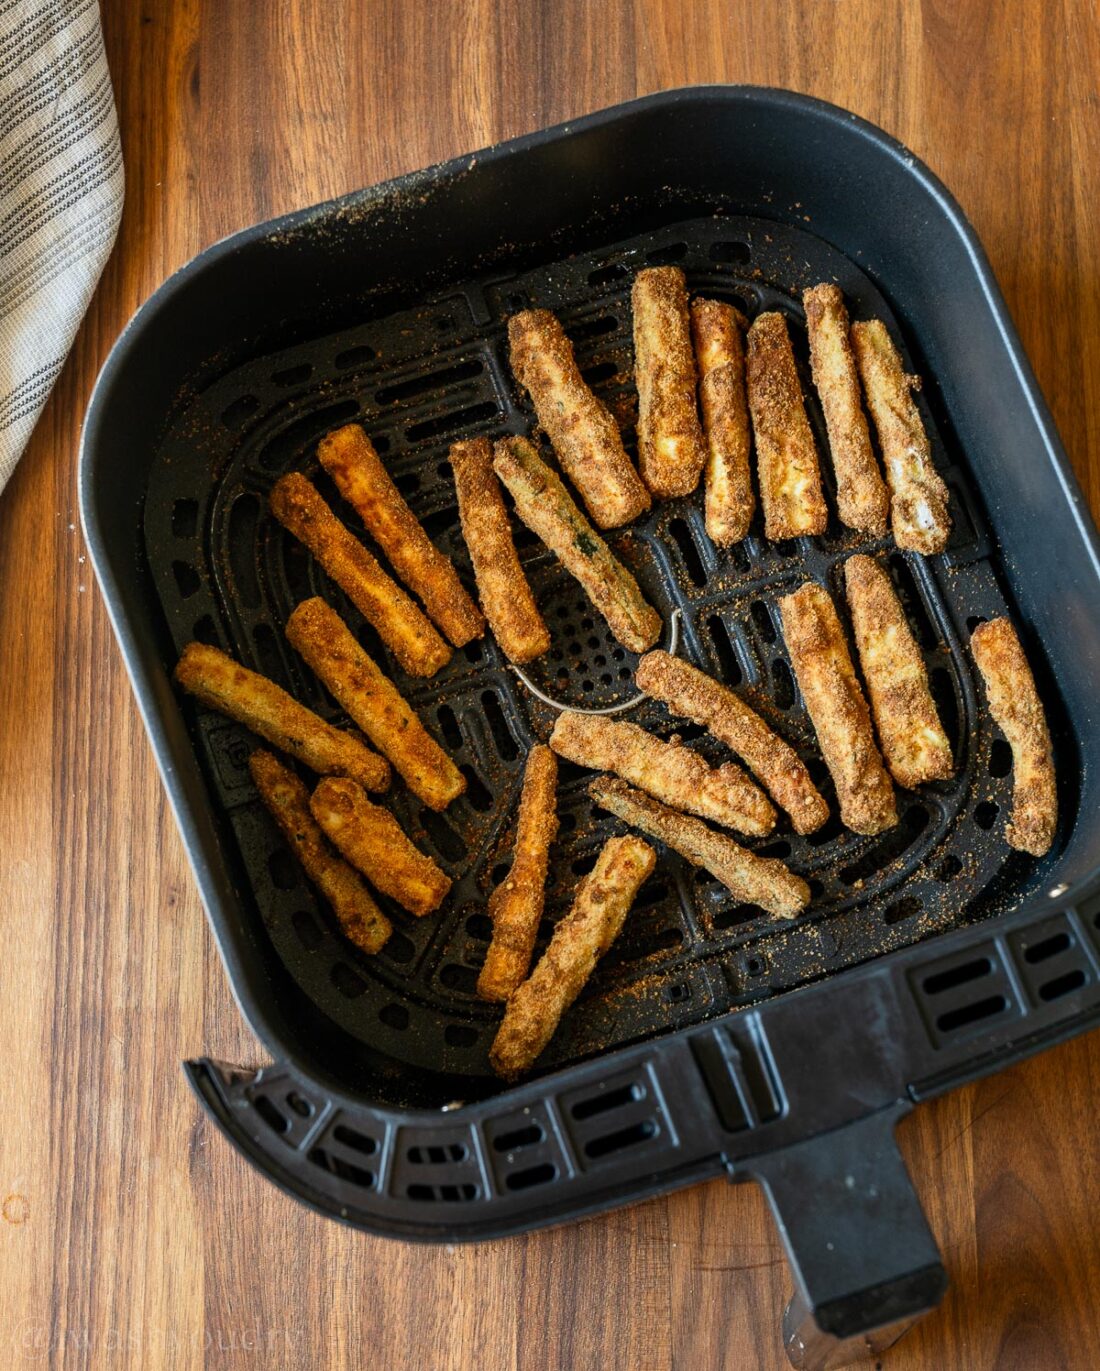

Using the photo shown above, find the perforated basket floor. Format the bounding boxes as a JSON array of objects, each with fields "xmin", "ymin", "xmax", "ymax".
[{"xmin": 145, "ymin": 213, "xmax": 1069, "ymax": 1087}]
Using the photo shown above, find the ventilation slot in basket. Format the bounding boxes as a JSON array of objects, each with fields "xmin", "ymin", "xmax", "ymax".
[{"xmin": 570, "ymin": 1082, "xmax": 642, "ymax": 1120}]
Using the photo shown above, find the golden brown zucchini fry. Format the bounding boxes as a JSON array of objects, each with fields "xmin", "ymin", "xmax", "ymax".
[
  {"xmin": 777, "ymin": 582, "xmax": 897, "ymax": 835},
  {"xmin": 803, "ymin": 284, "xmax": 889, "ymax": 535},
  {"xmin": 690, "ymin": 297, "xmax": 755, "ymax": 545},
  {"xmin": 174, "ymin": 641, "xmax": 390, "ymax": 792},
  {"xmin": 844, "ymin": 554, "xmax": 953, "ymax": 788},
  {"xmin": 636, "ymin": 649, "xmax": 828, "ymax": 834},
  {"xmin": 477, "ymin": 745, "xmax": 559, "ymax": 1002},
  {"xmin": 249, "ymin": 750, "xmax": 392, "ymax": 954},
  {"xmin": 633, "ymin": 266, "xmax": 707, "ymax": 498},
  {"xmin": 450, "ymin": 437, "xmax": 550, "ymax": 665},
  {"xmin": 285, "ymin": 597, "xmax": 465, "ymax": 811},
  {"xmin": 269, "ymin": 471, "xmax": 451, "ymax": 678},
  {"xmin": 310, "ymin": 776, "xmax": 451, "ymax": 917},
  {"xmin": 970, "ymin": 617, "xmax": 1057, "ymax": 856},
  {"xmin": 590, "ymin": 777, "xmax": 810, "ymax": 918},
  {"xmin": 489, "ymin": 834, "xmax": 656, "ymax": 1079},
  {"xmin": 318, "ymin": 423, "xmax": 486, "ymax": 646},
  {"xmin": 850, "ymin": 319, "xmax": 951, "ymax": 554},
  {"xmin": 549, "ymin": 710, "xmax": 775, "ymax": 836},
  {"xmin": 492, "ymin": 435, "xmax": 662, "ymax": 653},
  {"xmin": 746, "ymin": 311, "xmax": 829, "ymax": 540},
  {"xmin": 507, "ymin": 310, "xmax": 650, "ymax": 529}
]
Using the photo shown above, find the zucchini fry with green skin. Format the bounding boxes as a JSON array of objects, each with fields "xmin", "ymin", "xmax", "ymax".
[
  {"xmin": 691, "ymin": 297, "xmax": 755, "ymax": 546},
  {"xmin": 850, "ymin": 319, "xmax": 951, "ymax": 554},
  {"xmin": 450, "ymin": 437, "xmax": 550, "ymax": 665},
  {"xmin": 778, "ymin": 582, "xmax": 897, "ymax": 835},
  {"xmin": 492, "ymin": 436, "xmax": 662, "ymax": 653},
  {"xmin": 746, "ymin": 312, "xmax": 828, "ymax": 540},
  {"xmin": 590, "ymin": 777, "xmax": 810, "ymax": 919},
  {"xmin": 310, "ymin": 777, "xmax": 451, "ymax": 917},
  {"xmin": 550, "ymin": 710, "xmax": 776, "ymax": 836},
  {"xmin": 970, "ymin": 617, "xmax": 1057, "ymax": 856},
  {"xmin": 507, "ymin": 310, "xmax": 650, "ymax": 529},
  {"xmin": 477, "ymin": 745, "xmax": 559, "ymax": 1002},
  {"xmin": 803, "ymin": 285, "xmax": 889, "ymax": 535},
  {"xmin": 286, "ymin": 597, "xmax": 465, "ymax": 811},
  {"xmin": 318, "ymin": 423, "xmax": 486, "ymax": 646},
  {"xmin": 633, "ymin": 266, "xmax": 707, "ymax": 498},
  {"xmin": 173, "ymin": 641, "xmax": 390, "ymax": 792},
  {"xmin": 844, "ymin": 554, "xmax": 953, "ymax": 788},
  {"xmin": 270, "ymin": 471, "xmax": 451, "ymax": 678},
  {"xmin": 489, "ymin": 834, "xmax": 656, "ymax": 1079},
  {"xmin": 636, "ymin": 649, "xmax": 828, "ymax": 834},
  {"xmin": 249, "ymin": 750, "xmax": 392, "ymax": 954}
]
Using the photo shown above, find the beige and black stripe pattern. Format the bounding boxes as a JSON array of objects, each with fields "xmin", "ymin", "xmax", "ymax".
[{"xmin": 0, "ymin": 0, "xmax": 123, "ymax": 488}]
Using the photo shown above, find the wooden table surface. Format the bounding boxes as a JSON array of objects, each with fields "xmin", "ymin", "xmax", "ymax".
[{"xmin": 2, "ymin": 1, "xmax": 1099, "ymax": 1367}]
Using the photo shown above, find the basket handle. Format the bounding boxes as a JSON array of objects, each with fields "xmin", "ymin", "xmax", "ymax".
[{"xmin": 749, "ymin": 1106, "xmax": 946, "ymax": 1370}]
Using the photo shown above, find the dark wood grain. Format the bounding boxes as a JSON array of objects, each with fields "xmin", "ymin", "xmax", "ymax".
[{"xmin": 1, "ymin": 1, "xmax": 1098, "ymax": 1366}]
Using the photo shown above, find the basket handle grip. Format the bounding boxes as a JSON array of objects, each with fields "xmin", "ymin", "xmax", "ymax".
[{"xmin": 749, "ymin": 1107, "xmax": 947, "ymax": 1370}]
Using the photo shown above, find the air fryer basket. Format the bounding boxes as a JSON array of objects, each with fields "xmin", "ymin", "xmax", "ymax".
[{"xmin": 81, "ymin": 88, "xmax": 1100, "ymax": 1366}]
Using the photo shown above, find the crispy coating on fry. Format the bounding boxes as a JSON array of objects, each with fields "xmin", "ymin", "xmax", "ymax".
[
  {"xmin": 489, "ymin": 834, "xmax": 655, "ymax": 1078},
  {"xmin": 492, "ymin": 436, "xmax": 662, "ymax": 653},
  {"xmin": 850, "ymin": 319, "xmax": 951, "ymax": 555},
  {"xmin": 636, "ymin": 650, "xmax": 828, "ymax": 834},
  {"xmin": 590, "ymin": 777, "xmax": 810, "ymax": 918},
  {"xmin": 691, "ymin": 297, "xmax": 755, "ymax": 546},
  {"xmin": 550, "ymin": 710, "xmax": 776, "ymax": 836},
  {"xmin": 971, "ymin": 618, "xmax": 1057, "ymax": 856},
  {"xmin": 478, "ymin": 746, "xmax": 559, "ymax": 1002},
  {"xmin": 249, "ymin": 750, "xmax": 392, "ymax": 954},
  {"xmin": 285, "ymin": 598, "xmax": 465, "ymax": 811},
  {"xmin": 318, "ymin": 423, "xmax": 486, "ymax": 646},
  {"xmin": 450, "ymin": 437, "xmax": 550, "ymax": 665},
  {"xmin": 269, "ymin": 472, "xmax": 451, "ymax": 678},
  {"xmin": 174, "ymin": 641, "xmax": 390, "ymax": 792},
  {"xmin": 746, "ymin": 312, "xmax": 829, "ymax": 540},
  {"xmin": 633, "ymin": 267, "xmax": 707, "ymax": 498},
  {"xmin": 507, "ymin": 310, "xmax": 651, "ymax": 529},
  {"xmin": 310, "ymin": 777, "xmax": 451, "ymax": 916},
  {"xmin": 777, "ymin": 583, "xmax": 897, "ymax": 835},
  {"xmin": 844, "ymin": 555, "xmax": 953, "ymax": 788},
  {"xmin": 803, "ymin": 285, "xmax": 890, "ymax": 535}
]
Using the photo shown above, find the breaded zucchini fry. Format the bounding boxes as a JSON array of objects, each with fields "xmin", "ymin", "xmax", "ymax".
[
  {"xmin": 550, "ymin": 710, "xmax": 775, "ymax": 836},
  {"xmin": 318, "ymin": 423, "xmax": 486, "ymax": 646},
  {"xmin": 507, "ymin": 310, "xmax": 651, "ymax": 529},
  {"xmin": 310, "ymin": 776, "xmax": 451, "ymax": 916},
  {"xmin": 450, "ymin": 437, "xmax": 550, "ymax": 665},
  {"xmin": 249, "ymin": 750, "xmax": 392, "ymax": 954},
  {"xmin": 285, "ymin": 597, "xmax": 465, "ymax": 811},
  {"xmin": 844, "ymin": 554, "xmax": 953, "ymax": 788},
  {"xmin": 590, "ymin": 777, "xmax": 809, "ymax": 918},
  {"xmin": 492, "ymin": 436, "xmax": 662, "ymax": 653},
  {"xmin": 746, "ymin": 312, "xmax": 829, "ymax": 540},
  {"xmin": 477, "ymin": 745, "xmax": 559, "ymax": 1002},
  {"xmin": 270, "ymin": 472, "xmax": 451, "ymax": 678},
  {"xmin": 850, "ymin": 319, "xmax": 951, "ymax": 554},
  {"xmin": 777, "ymin": 582, "xmax": 897, "ymax": 835},
  {"xmin": 636, "ymin": 650, "xmax": 828, "ymax": 834},
  {"xmin": 803, "ymin": 285, "xmax": 890, "ymax": 535},
  {"xmin": 489, "ymin": 834, "xmax": 656, "ymax": 1078},
  {"xmin": 633, "ymin": 266, "xmax": 707, "ymax": 498},
  {"xmin": 174, "ymin": 641, "xmax": 390, "ymax": 792},
  {"xmin": 691, "ymin": 297, "xmax": 755, "ymax": 545},
  {"xmin": 970, "ymin": 618, "xmax": 1057, "ymax": 856}
]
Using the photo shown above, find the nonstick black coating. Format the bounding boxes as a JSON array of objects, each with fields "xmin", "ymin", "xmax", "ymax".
[
  {"xmin": 81, "ymin": 96, "xmax": 1100, "ymax": 1329},
  {"xmin": 143, "ymin": 212, "xmax": 1069, "ymax": 1089}
]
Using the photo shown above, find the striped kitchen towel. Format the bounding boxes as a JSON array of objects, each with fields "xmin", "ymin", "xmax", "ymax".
[{"xmin": 0, "ymin": 0, "xmax": 123, "ymax": 493}]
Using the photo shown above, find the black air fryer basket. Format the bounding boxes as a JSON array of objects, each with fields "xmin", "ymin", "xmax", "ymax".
[{"xmin": 80, "ymin": 88, "xmax": 1100, "ymax": 1366}]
